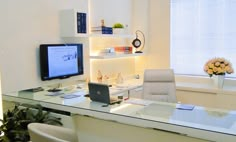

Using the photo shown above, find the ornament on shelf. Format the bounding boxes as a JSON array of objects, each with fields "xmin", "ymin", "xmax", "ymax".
[
  {"xmin": 97, "ymin": 70, "xmax": 103, "ymax": 83},
  {"xmin": 101, "ymin": 19, "xmax": 105, "ymax": 27},
  {"xmin": 85, "ymin": 77, "xmax": 90, "ymax": 89},
  {"xmin": 103, "ymin": 75, "xmax": 109, "ymax": 84},
  {"xmin": 132, "ymin": 30, "xmax": 145, "ymax": 53},
  {"xmin": 116, "ymin": 73, "xmax": 124, "ymax": 84}
]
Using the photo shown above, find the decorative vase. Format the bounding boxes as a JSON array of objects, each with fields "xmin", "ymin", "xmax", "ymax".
[
  {"xmin": 116, "ymin": 73, "xmax": 124, "ymax": 84},
  {"xmin": 213, "ymin": 75, "xmax": 225, "ymax": 89}
]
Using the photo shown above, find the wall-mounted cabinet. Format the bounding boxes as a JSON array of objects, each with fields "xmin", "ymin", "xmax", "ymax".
[{"xmin": 60, "ymin": 9, "xmax": 88, "ymax": 37}]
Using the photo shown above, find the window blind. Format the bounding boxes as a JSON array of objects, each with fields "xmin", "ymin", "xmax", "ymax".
[{"xmin": 170, "ymin": 0, "xmax": 236, "ymax": 78}]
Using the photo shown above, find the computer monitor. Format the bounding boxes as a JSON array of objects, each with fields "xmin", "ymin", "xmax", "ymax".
[{"xmin": 40, "ymin": 43, "xmax": 84, "ymax": 81}]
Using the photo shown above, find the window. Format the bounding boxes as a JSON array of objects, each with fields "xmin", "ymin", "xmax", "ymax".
[{"xmin": 170, "ymin": 0, "xmax": 236, "ymax": 78}]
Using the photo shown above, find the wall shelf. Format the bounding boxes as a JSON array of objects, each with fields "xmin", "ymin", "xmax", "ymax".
[
  {"xmin": 90, "ymin": 53, "xmax": 144, "ymax": 59},
  {"xmin": 63, "ymin": 33, "xmax": 89, "ymax": 38},
  {"xmin": 89, "ymin": 34, "xmax": 135, "ymax": 38},
  {"xmin": 61, "ymin": 33, "xmax": 134, "ymax": 38}
]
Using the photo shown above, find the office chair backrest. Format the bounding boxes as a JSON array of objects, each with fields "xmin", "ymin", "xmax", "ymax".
[
  {"xmin": 142, "ymin": 69, "xmax": 177, "ymax": 103},
  {"xmin": 28, "ymin": 123, "xmax": 77, "ymax": 142}
]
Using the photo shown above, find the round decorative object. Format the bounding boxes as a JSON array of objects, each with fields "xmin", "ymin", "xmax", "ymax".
[
  {"xmin": 132, "ymin": 38, "xmax": 141, "ymax": 48},
  {"xmin": 132, "ymin": 30, "xmax": 145, "ymax": 53}
]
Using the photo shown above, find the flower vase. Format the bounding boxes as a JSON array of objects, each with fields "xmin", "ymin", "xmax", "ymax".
[{"xmin": 213, "ymin": 75, "xmax": 225, "ymax": 89}]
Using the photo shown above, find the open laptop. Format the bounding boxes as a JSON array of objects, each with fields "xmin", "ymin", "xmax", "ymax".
[{"xmin": 88, "ymin": 82, "xmax": 122, "ymax": 104}]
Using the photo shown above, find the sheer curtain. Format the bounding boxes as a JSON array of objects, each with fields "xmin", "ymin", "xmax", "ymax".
[{"xmin": 170, "ymin": 0, "xmax": 236, "ymax": 78}]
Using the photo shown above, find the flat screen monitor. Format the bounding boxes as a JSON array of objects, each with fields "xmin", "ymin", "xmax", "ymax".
[{"xmin": 40, "ymin": 44, "xmax": 84, "ymax": 81}]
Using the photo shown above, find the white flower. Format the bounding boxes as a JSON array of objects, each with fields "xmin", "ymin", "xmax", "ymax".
[
  {"xmin": 207, "ymin": 69, "xmax": 213, "ymax": 75},
  {"xmin": 215, "ymin": 62, "xmax": 220, "ymax": 67},
  {"xmin": 204, "ymin": 57, "xmax": 234, "ymax": 77},
  {"xmin": 220, "ymin": 64, "xmax": 225, "ymax": 68}
]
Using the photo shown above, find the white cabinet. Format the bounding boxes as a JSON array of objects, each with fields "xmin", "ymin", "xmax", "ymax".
[{"xmin": 60, "ymin": 9, "xmax": 88, "ymax": 37}]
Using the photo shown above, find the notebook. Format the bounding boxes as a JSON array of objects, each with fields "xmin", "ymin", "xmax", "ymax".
[
  {"xmin": 176, "ymin": 104, "xmax": 195, "ymax": 110},
  {"xmin": 88, "ymin": 82, "xmax": 121, "ymax": 104}
]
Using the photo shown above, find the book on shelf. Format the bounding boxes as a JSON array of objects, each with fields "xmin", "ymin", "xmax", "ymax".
[
  {"xmin": 114, "ymin": 46, "xmax": 133, "ymax": 54},
  {"xmin": 91, "ymin": 26, "xmax": 113, "ymax": 34},
  {"xmin": 77, "ymin": 12, "xmax": 86, "ymax": 33}
]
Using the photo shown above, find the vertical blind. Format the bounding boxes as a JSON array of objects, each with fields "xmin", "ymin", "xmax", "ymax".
[{"xmin": 170, "ymin": 0, "xmax": 236, "ymax": 78}]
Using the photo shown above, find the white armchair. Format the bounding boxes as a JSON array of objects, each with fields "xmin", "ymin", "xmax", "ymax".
[
  {"xmin": 142, "ymin": 69, "xmax": 177, "ymax": 103},
  {"xmin": 28, "ymin": 123, "xmax": 78, "ymax": 142}
]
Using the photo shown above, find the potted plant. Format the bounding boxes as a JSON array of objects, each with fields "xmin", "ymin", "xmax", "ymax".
[
  {"xmin": 112, "ymin": 23, "xmax": 125, "ymax": 34},
  {"xmin": 0, "ymin": 103, "xmax": 62, "ymax": 142}
]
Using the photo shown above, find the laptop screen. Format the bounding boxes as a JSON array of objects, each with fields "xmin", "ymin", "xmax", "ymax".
[{"xmin": 88, "ymin": 82, "xmax": 110, "ymax": 104}]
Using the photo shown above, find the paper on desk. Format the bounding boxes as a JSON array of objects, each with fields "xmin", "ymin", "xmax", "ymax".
[
  {"xmin": 61, "ymin": 94, "xmax": 81, "ymax": 99},
  {"xmin": 60, "ymin": 92, "xmax": 86, "ymax": 99},
  {"xmin": 176, "ymin": 104, "xmax": 195, "ymax": 110},
  {"xmin": 46, "ymin": 92, "xmax": 64, "ymax": 96},
  {"xmin": 125, "ymin": 99, "xmax": 152, "ymax": 106}
]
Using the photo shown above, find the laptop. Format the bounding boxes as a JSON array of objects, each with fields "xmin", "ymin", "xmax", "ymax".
[{"xmin": 88, "ymin": 82, "xmax": 122, "ymax": 104}]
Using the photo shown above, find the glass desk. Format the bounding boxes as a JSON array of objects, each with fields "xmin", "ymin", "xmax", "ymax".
[{"xmin": 3, "ymin": 89, "xmax": 236, "ymax": 142}]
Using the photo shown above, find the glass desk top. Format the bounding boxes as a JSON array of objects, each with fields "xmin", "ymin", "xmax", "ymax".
[{"xmin": 3, "ymin": 89, "xmax": 236, "ymax": 138}]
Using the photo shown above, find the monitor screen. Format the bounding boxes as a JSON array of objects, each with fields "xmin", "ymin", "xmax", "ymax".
[{"xmin": 40, "ymin": 44, "xmax": 84, "ymax": 81}]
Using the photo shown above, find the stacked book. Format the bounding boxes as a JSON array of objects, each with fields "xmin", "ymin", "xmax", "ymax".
[
  {"xmin": 114, "ymin": 46, "xmax": 133, "ymax": 54},
  {"xmin": 91, "ymin": 26, "xmax": 113, "ymax": 34},
  {"xmin": 99, "ymin": 48, "xmax": 116, "ymax": 55},
  {"xmin": 77, "ymin": 12, "xmax": 87, "ymax": 33}
]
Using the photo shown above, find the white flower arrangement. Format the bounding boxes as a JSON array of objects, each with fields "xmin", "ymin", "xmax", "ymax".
[{"xmin": 204, "ymin": 57, "xmax": 234, "ymax": 77}]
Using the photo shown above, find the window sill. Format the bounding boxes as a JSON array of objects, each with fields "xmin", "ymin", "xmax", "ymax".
[{"xmin": 176, "ymin": 75, "xmax": 236, "ymax": 95}]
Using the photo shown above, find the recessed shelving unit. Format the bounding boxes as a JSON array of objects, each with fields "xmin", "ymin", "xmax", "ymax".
[
  {"xmin": 90, "ymin": 53, "xmax": 144, "ymax": 59},
  {"xmin": 60, "ymin": 8, "xmax": 145, "ymax": 81}
]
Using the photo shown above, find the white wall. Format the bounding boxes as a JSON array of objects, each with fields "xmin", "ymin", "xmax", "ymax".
[
  {"xmin": 0, "ymin": 0, "xmax": 89, "ymax": 93},
  {"xmin": 147, "ymin": 0, "xmax": 170, "ymax": 69},
  {"xmin": 132, "ymin": 0, "xmax": 150, "ymax": 76},
  {"xmin": 0, "ymin": 0, "xmax": 162, "ymax": 93},
  {"xmin": 132, "ymin": 0, "xmax": 170, "ymax": 77},
  {"xmin": 89, "ymin": 0, "xmax": 132, "ymax": 29}
]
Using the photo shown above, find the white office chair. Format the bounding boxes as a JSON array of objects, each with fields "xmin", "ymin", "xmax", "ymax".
[
  {"xmin": 28, "ymin": 123, "xmax": 78, "ymax": 142},
  {"xmin": 142, "ymin": 69, "xmax": 177, "ymax": 103}
]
